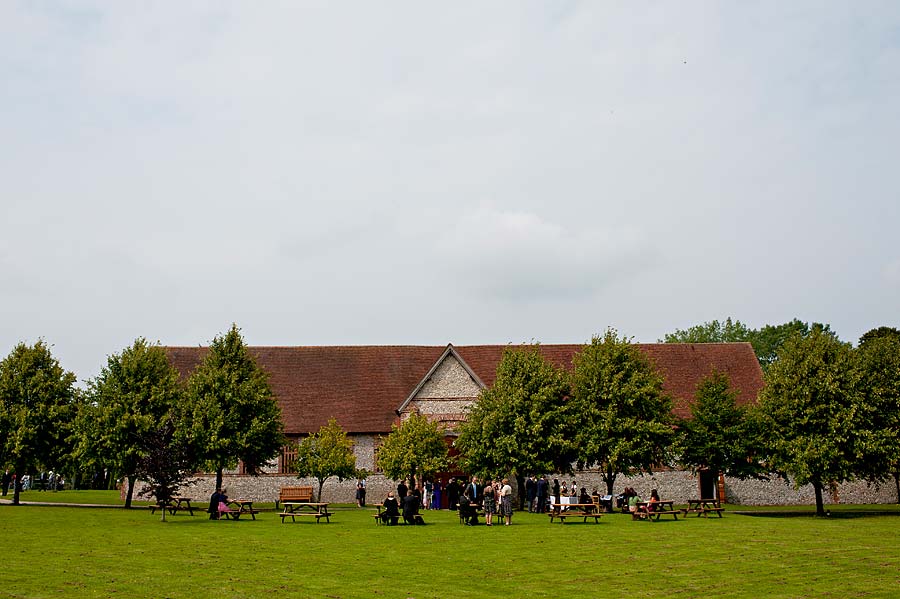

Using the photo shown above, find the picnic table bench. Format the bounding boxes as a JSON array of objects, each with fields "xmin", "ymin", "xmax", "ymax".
[
  {"xmin": 220, "ymin": 499, "xmax": 260, "ymax": 520},
  {"xmin": 548, "ymin": 503, "xmax": 602, "ymax": 524},
  {"xmin": 150, "ymin": 497, "xmax": 194, "ymax": 516},
  {"xmin": 280, "ymin": 502, "xmax": 332, "ymax": 523},
  {"xmin": 635, "ymin": 500, "xmax": 679, "ymax": 521},
  {"xmin": 684, "ymin": 499, "xmax": 725, "ymax": 518}
]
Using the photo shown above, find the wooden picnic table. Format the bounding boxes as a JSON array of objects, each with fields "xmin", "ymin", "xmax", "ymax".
[
  {"xmin": 280, "ymin": 502, "xmax": 332, "ymax": 523},
  {"xmin": 150, "ymin": 496, "xmax": 194, "ymax": 516},
  {"xmin": 548, "ymin": 503, "xmax": 602, "ymax": 523},
  {"xmin": 685, "ymin": 498, "xmax": 725, "ymax": 518},
  {"xmin": 221, "ymin": 499, "xmax": 259, "ymax": 520},
  {"xmin": 635, "ymin": 500, "xmax": 679, "ymax": 520}
]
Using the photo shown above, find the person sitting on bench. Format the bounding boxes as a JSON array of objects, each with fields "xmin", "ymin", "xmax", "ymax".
[
  {"xmin": 381, "ymin": 492, "xmax": 400, "ymax": 525},
  {"xmin": 459, "ymin": 490, "xmax": 479, "ymax": 525},
  {"xmin": 403, "ymin": 490, "xmax": 425, "ymax": 525}
]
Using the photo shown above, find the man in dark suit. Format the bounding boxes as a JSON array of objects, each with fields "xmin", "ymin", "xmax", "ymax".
[
  {"xmin": 535, "ymin": 476, "xmax": 549, "ymax": 513},
  {"xmin": 468, "ymin": 476, "xmax": 481, "ymax": 507},
  {"xmin": 403, "ymin": 490, "xmax": 424, "ymax": 525},
  {"xmin": 397, "ymin": 480, "xmax": 408, "ymax": 501},
  {"xmin": 525, "ymin": 476, "xmax": 536, "ymax": 512}
]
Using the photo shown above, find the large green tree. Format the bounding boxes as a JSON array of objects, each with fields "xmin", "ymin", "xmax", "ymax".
[
  {"xmin": 758, "ymin": 328, "xmax": 862, "ymax": 516},
  {"xmin": 855, "ymin": 333, "xmax": 900, "ymax": 503},
  {"xmin": 181, "ymin": 325, "xmax": 285, "ymax": 490},
  {"xmin": 570, "ymin": 329, "xmax": 675, "ymax": 495},
  {"xmin": 83, "ymin": 338, "xmax": 184, "ymax": 508},
  {"xmin": 376, "ymin": 413, "xmax": 448, "ymax": 487},
  {"xmin": 661, "ymin": 317, "xmax": 837, "ymax": 370},
  {"xmin": 660, "ymin": 317, "xmax": 753, "ymax": 344},
  {"xmin": 294, "ymin": 418, "xmax": 361, "ymax": 502},
  {"xmin": 677, "ymin": 370, "xmax": 765, "ymax": 482},
  {"xmin": 456, "ymin": 344, "xmax": 574, "ymax": 509},
  {"xmin": 0, "ymin": 340, "xmax": 77, "ymax": 505},
  {"xmin": 858, "ymin": 326, "xmax": 900, "ymax": 349}
]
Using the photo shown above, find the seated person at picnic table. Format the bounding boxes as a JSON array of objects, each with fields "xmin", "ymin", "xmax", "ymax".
[
  {"xmin": 217, "ymin": 488, "xmax": 233, "ymax": 518},
  {"xmin": 403, "ymin": 490, "xmax": 424, "ymax": 525},
  {"xmin": 628, "ymin": 492, "xmax": 645, "ymax": 519},
  {"xmin": 381, "ymin": 491, "xmax": 400, "ymax": 525},
  {"xmin": 458, "ymin": 490, "xmax": 479, "ymax": 525},
  {"xmin": 579, "ymin": 487, "xmax": 591, "ymax": 505},
  {"xmin": 208, "ymin": 488, "xmax": 226, "ymax": 520},
  {"xmin": 646, "ymin": 489, "xmax": 661, "ymax": 513}
]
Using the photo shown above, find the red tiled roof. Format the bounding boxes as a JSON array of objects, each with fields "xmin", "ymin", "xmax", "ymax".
[{"xmin": 166, "ymin": 343, "xmax": 764, "ymax": 435}]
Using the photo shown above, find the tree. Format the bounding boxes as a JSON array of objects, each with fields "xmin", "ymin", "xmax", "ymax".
[
  {"xmin": 858, "ymin": 326, "xmax": 900, "ymax": 349},
  {"xmin": 181, "ymin": 325, "xmax": 285, "ymax": 490},
  {"xmin": 294, "ymin": 418, "xmax": 361, "ymax": 502},
  {"xmin": 758, "ymin": 328, "xmax": 862, "ymax": 516},
  {"xmin": 569, "ymin": 329, "xmax": 675, "ymax": 495},
  {"xmin": 0, "ymin": 341, "xmax": 77, "ymax": 505},
  {"xmin": 376, "ymin": 413, "xmax": 448, "ymax": 487},
  {"xmin": 456, "ymin": 344, "xmax": 574, "ymax": 509},
  {"xmin": 83, "ymin": 338, "xmax": 182, "ymax": 508},
  {"xmin": 134, "ymin": 417, "xmax": 197, "ymax": 522},
  {"xmin": 751, "ymin": 319, "xmax": 836, "ymax": 370},
  {"xmin": 677, "ymin": 370, "xmax": 765, "ymax": 482},
  {"xmin": 660, "ymin": 317, "xmax": 753, "ymax": 344},
  {"xmin": 855, "ymin": 334, "xmax": 900, "ymax": 503}
]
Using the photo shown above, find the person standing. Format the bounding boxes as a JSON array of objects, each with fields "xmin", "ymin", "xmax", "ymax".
[
  {"xmin": 356, "ymin": 478, "xmax": 367, "ymax": 507},
  {"xmin": 446, "ymin": 478, "xmax": 459, "ymax": 510},
  {"xmin": 482, "ymin": 479, "xmax": 496, "ymax": 526},
  {"xmin": 468, "ymin": 476, "xmax": 481, "ymax": 507},
  {"xmin": 1, "ymin": 469, "xmax": 10, "ymax": 496},
  {"xmin": 424, "ymin": 479, "xmax": 433, "ymax": 510},
  {"xmin": 551, "ymin": 479, "xmax": 561, "ymax": 508},
  {"xmin": 500, "ymin": 478, "xmax": 514, "ymax": 526},
  {"xmin": 432, "ymin": 479, "xmax": 442, "ymax": 510},
  {"xmin": 536, "ymin": 476, "xmax": 549, "ymax": 513},
  {"xmin": 397, "ymin": 480, "xmax": 408, "ymax": 502},
  {"xmin": 525, "ymin": 476, "xmax": 536, "ymax": 512}
]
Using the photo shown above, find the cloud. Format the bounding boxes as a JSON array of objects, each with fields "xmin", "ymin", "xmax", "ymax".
[{"xmin": 438, "ymin": 204, "xmax": 656, "ymax": 301}]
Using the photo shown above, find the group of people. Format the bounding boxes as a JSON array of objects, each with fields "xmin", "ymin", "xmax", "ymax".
[
  {"xmin": 523, "ymin": 475, "xmax": 587, "ymax": 513},
  {"xmin": 380, "ymin": 484, "xmax": 425, "ymax": 525},
  {"xmin": 1, "ymin": 470, "xmax": 65, "ymax": 495},
  {"xmin": 457, "ymin": 476, "xmax": 514, "ymax": 526},
  {"xmin": 626, "ymin": 488, "xmax": 661, "ymax": 519}
]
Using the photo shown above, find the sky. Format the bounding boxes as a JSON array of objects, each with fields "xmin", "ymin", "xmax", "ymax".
[{"xmin": 2, "ymin": 1, "xmax": 899, "ymax": 384}]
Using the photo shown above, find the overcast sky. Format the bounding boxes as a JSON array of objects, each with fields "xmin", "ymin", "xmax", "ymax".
[{"xmin": 2, "ymin": 1, "xmax": 899, "ymax": 383}]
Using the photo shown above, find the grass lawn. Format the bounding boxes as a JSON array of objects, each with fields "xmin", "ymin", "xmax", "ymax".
[{"xmin": 2, "ymin": 499, "xmax": 899, "ymax": 599}]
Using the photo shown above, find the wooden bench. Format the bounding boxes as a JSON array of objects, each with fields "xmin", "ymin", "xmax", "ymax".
[
  {"xmin": 548, "ymin": 511, "xmax": 602, "ymax": 524},
  {"xmin": 279, "ymin": 511, "xmax": 332, "ymax": 523},
  {"xmin": 647, "ymin": 509, "xmax": 679, "ymax": 521},
  {"xmin": 277, "ymin": 486, "xmax": 313, "ymax": 508}
]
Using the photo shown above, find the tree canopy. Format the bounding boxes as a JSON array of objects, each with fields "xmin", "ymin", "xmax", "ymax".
[
  {"xmin": 180, "ymin": 325, "xmax": 285, "ymax": 489},
  {"xmin": 376, "ymin": 413, "xmax": 448, "ymax": 485},
  {"xmin": 570, "ymin": 329, "xmax": 674, "ymax": 495},
  {"xmin": 677, "ymin": 370, "xmax": 765, "ymax": 480},
  {"xmin": 0, "ymin": 340, "xmax": 78, "ymax": 505},
  {"xmin": 83, "ymin": 338, "xmax": 182, "ymax": 508},
  {"xmin": 294, "ymin": 418, "xmax": 361, "ymax": 502},
  {"xmin": 134, "ymin": 416, "xmax": 197, "ymax": 522},
  {"xmin": 758, "ymin": 328, "xmax": 861, "ymax": 515},
  {"xmin": 855, "ymin": 333, "xmax": 900, "ymax": 503},
  {"xmin": 456, "ymin": 344, "xmax": 574, "ymax": 480},
  {"xmin": 660, "ymin": 317, "xmax": 753, "ymax": 344}
]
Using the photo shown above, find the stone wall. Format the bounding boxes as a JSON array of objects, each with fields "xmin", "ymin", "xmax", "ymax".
[{"xmin": 140, "ymin": 469, "xmax": 899, "ymax": 506}]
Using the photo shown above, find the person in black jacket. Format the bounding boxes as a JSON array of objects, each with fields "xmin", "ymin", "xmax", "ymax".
[
  {"xmin": 397, "ymin": 480, "xmax": 408, "ymax": 502},
  {"xmin": 381, "ymin": 492, "xmax": 400, "ymax": 525},
  {"xmin": 535, "ymin": 476, "xmax": 549, "ymax": 513},
  {"xmin": 403, "ymin": 490, "xmax": 424, "ymax": 525}
]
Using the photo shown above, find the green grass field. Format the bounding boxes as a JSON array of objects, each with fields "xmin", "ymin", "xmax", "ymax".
[{"xmin": 3, "ymin": 495, "xmax": 899, "ymax": 599}]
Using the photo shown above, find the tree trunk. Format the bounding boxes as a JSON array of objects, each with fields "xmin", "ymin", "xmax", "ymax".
[
  {"xmin": 317, "ymin": 478, "xmax": 325, "ymax": 502},
  {"xmin": 604, "ymin": 466, "xmax": 616, "ymax": 496},
  {"xmin": 813, "ymin": 481, "xmax": 825, "ymax": 516},
  {"xmin": 215, "ymin": 468, "xmax": 224, "ymax": 492},
  {"xmin": 124, "ymin": 475, "xmax": 136, "ymax": 509},
  {"xmin": 893, "ymin": 471, "xmax": 899, "ymax": 505},
  {"xmin": 12, "ymin": 461, "xmax": 24, "ymax": 506}
]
